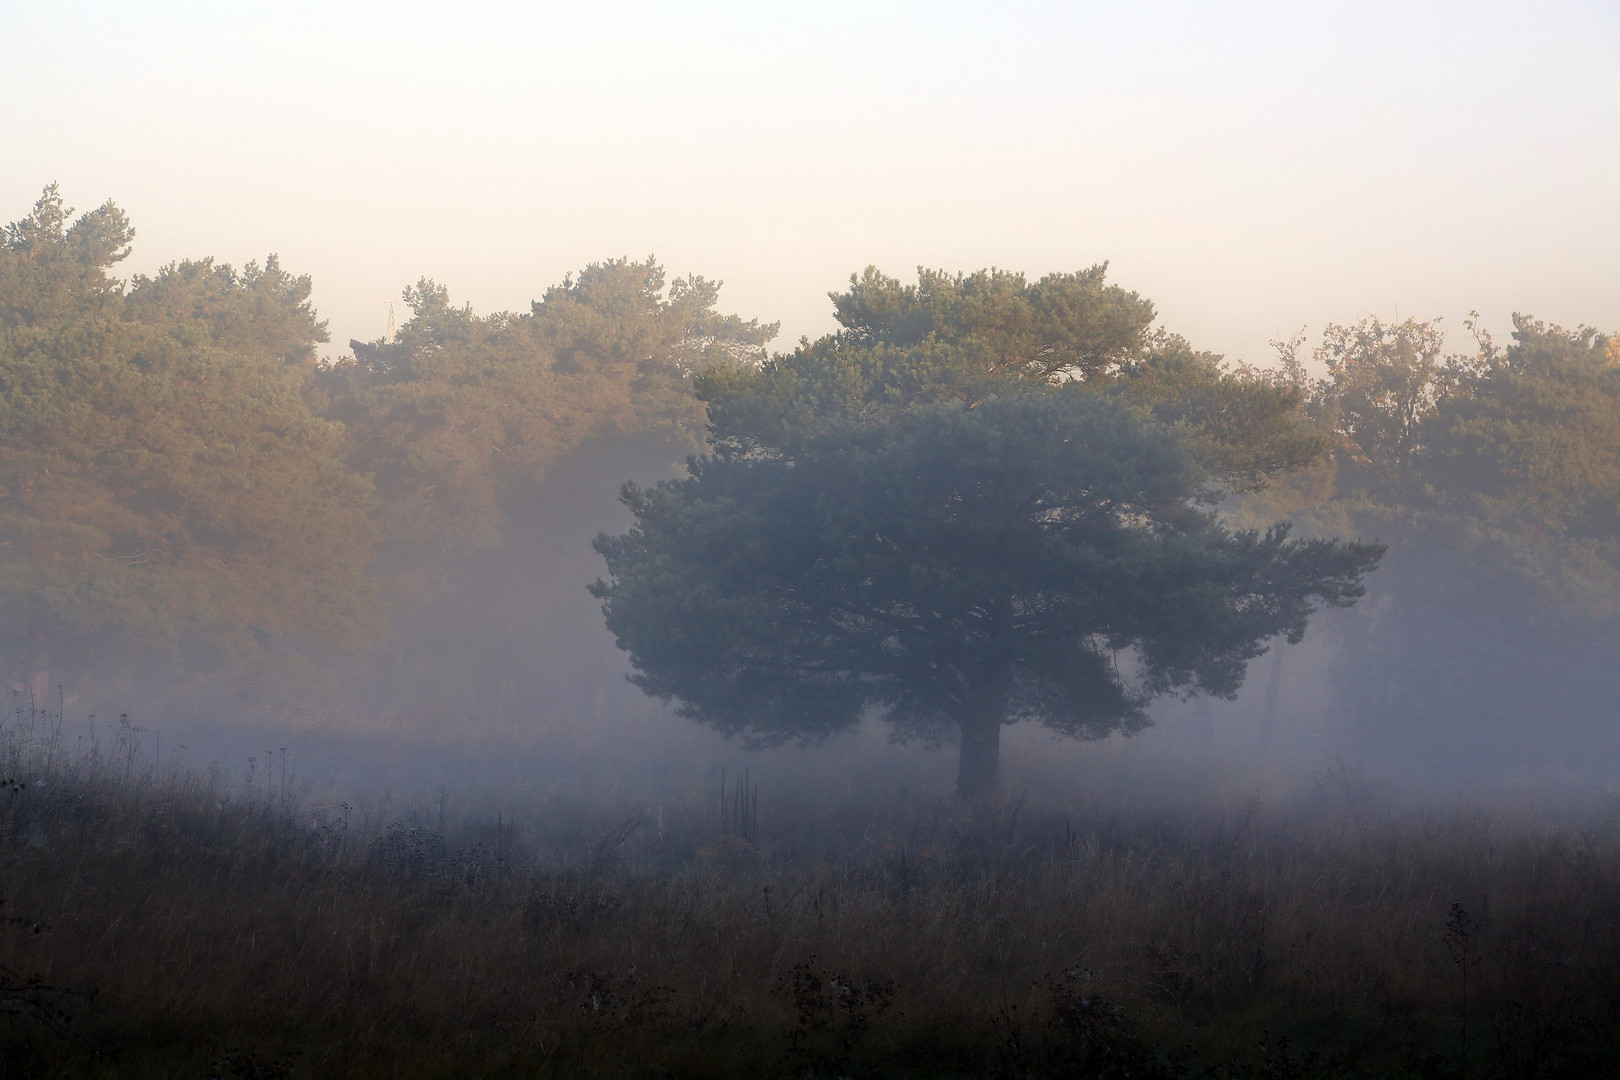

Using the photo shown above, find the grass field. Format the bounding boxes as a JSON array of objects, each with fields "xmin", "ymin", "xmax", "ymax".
[{"xmin": 1, "ymin": 702, "xmax": 1618, "ymax": 1078}]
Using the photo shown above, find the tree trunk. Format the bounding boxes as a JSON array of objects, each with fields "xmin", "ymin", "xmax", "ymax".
[{"xmin": 956, "ymin": 702, "xmax": 1003, "ymax": 803}]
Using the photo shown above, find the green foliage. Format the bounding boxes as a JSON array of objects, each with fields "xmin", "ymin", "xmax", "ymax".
[
  {"xmin": 1312, "ymin": 316, "xmax": 1461, "ymax": 496},
  {"xmin": 0, "ymin": 185, "xmax": 775, "ymax": 712},
  {"xmin": 699, "ymin": 265, "xmax": 1321, "ymax": 497},
  {"xmin": 696, "ymin": 264, "xmax": 1157, "ymax": 454},
  {"xmin": 124, "ymin": 254, "xmax": 330, "ymax": 372},
  {"xmin": 1424, "ymin": 317, "xmax": 1620, "ymax": 618},
  {"xmin": 598, "ymin": 267, "xmax": 1381, "ymax": 797},
  {"xmin": 320, "ymin": 259, "xmax": 776, "ymax": 575},
  {"xmin": 1282, "ymin": 310, "xmax": 1620, "ymax": 622},
  {"xmin": 829, "ymin": 263, "xmax": 1156, "ymax": 380},
  {"xmin": 1108, "ymin": 331, "xmax": 1324, "ymax": 493},
  {"xmin": 596, "ymin": 391, "xmax": 1376, "ymax": 750},
  {"xmin": 1227, "ymin": 312, "xmax": 1620, "ymax": 766},
  {"xmin": 0, "ymin": 187, "xmax": 380, "ymax": 690}
]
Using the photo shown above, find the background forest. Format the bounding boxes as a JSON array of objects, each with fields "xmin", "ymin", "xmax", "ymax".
[
  {"xmin": 0, "ymin": 187, "xmax": 772, "ymax": 734},
  {"xmin": 3, "ymin": 185, "xmax": 1617, "ymax": 796}
]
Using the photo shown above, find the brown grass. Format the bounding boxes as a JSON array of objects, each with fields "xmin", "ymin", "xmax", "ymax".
[{"xmin": 1, "ymin": 706, "xmax": 1618, "ymax": 1077}]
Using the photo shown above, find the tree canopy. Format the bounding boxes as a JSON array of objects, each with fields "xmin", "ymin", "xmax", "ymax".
[
  {"xmin": 6, "ymin": 182, "xmax": 1612, "ymax": 782},
  {"xmin": 0, "ymin": 186, "xmax": 772, "ymax": 713},
  {"xmin": 0, "ymin": 186, "xmax": 379, "ymax": 694},
  {"xmin": 1226, "ymin": 313, "xmax": 1620, "ymax": 773},
  {"xmin": 317, "ymin": 260, "xmax": 776, "ymax": 583},
  {"xmin": 595, "ymin": 266, "xmax": 1383, "ymax": 798},
  {"xmin": 698, "ymin": 265, "xmax": 1321, "ymax": 488}
]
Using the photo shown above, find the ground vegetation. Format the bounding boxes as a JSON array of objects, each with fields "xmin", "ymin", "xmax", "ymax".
[{"xmin": 0, "ymin": 706, "xmax": 1616, "ymax": 1078}]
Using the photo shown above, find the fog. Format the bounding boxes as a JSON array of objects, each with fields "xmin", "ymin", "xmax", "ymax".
[
  {"xmin": 8, "ymin": 8, "xmax": 1620, "ymax": 1072},
  {"xmin": 41, "ymin": 422, "xmax": 1612, "ymax": 833}
]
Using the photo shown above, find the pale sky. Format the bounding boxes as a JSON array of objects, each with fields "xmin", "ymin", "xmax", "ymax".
[{"xmin": 4, "ymin": 0, "xmax": 1617, "ymax": 365}]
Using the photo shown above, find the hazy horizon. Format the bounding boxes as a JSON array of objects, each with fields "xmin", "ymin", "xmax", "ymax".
[{"xmin": 5, "ymin": 0, "xmax": 1616, "ymax": 365}]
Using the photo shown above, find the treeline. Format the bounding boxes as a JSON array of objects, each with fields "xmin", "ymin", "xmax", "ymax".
[
  {"xmin": 2, "ymin": 184, "xmax": 1616, "ymax": 766},
  {"xmin": 1239, "ymin": 317, "xmax": 1620, "ymax": 773},
  {"xmin": 0, "ymin": 186, "xmax": 773, "ymax": 712}
]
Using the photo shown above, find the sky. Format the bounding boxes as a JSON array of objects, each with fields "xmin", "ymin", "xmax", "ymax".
[{"xmin": 3, "ymin": 0, "xmax": 1617, "ymax": 365}]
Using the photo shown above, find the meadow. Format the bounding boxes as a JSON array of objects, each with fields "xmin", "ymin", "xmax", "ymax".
[{"xmin": 1, "ymin": 700, "xmax": 1617, "ymax": 1079}]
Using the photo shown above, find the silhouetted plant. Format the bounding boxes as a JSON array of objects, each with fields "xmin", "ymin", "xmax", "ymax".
[
  {"xmin": 1444, "ymin": 901, "xmax": 1481, "ymax": 1078},
  {"xmin": 991, "ymin": 969, "xmax": 1183, "ymax": 1080},
  {"xmin": 778, "ymin": 955, "xmax": 894, "ymax": 1077},
  {"xmin": 0, "ymin": 899, "xmax": 95, "ymax": 1048},
  {"xmin": 208, "ymin": 1048, "xmax": 299, "ymax": 1080}
]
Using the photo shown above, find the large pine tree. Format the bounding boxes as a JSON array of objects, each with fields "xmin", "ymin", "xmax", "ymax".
[{"xmin": 593, "ymin": 266, "xmax": 1382, "ymax": 799}]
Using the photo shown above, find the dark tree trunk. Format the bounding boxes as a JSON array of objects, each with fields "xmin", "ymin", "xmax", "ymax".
[{"xmin": 957, "ymin": 712, "xmax": 1001, "ymax": 803}]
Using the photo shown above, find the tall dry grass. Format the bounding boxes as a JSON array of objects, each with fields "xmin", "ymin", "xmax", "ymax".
[{"xmin": 0, "ymin": 700, "xmax": 1617, "ymax": 1077}]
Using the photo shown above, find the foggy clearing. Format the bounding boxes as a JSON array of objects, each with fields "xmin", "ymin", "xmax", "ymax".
[
  {"xmin": 3, "ymin": 0, "xmax": 1619, "ymax": 1064},
  {"xmin": 3, "ymin": 177, "xmax": 1619, "ymax": 1076}
]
